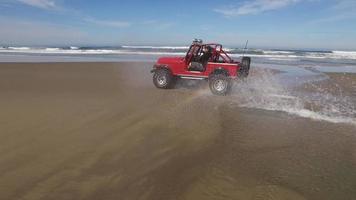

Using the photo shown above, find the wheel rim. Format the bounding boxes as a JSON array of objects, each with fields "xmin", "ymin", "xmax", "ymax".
[
  {"xmin": 157, "ymin": 75, "xmax": 167, "ymax": 86},
  {"xmin": 214, "ymin": 80, "xmax": 226, "ymax": 92}
]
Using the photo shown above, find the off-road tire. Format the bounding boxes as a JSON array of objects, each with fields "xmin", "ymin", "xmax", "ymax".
[
  {"xmin": 153, "ymin": 68, "xmax": 175, "ymax": 89},
  {"xmin": 240, "ymin": 57, "xmax": 251, "ymax": 78},
  {"xmin": 209, "ymin": 74, "xmax": 231, "ymax": 95}
]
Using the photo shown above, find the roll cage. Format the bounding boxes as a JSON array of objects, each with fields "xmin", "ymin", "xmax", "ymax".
[{"xmin": 185, "ymin": 43, "xmax": 234, "ymax": 64}]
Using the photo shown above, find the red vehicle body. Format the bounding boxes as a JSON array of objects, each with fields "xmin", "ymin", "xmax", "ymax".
[{"xmin": 151, "ymin": 40, "xmax": 251, "ymax": 95}]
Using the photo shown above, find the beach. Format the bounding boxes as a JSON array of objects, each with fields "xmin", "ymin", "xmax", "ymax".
[{"xmin": 0, "ymin": 62, "xmax": 355, "ymax": 200}]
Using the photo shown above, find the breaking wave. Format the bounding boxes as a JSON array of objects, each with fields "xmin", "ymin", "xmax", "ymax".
[
  {"xmin": 8, "ymin": 47, "xmax": 31, "ymax": 50},
  {"xmin": 0, "ymin": 46, "xmax": 186, "ymax": 55},
  {"xmin": 1, "ymin": 46, "xmax": 355, "ymax": 60},
  {"xmin": 121, "ymin": 45, "xmax": 189, "ymax": 50},
  {"xmin": 332, "ymin": 51, "xmax": 356, "ymax": 59}
]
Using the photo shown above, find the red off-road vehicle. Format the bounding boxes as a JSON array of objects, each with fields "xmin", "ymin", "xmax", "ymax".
[{"xmin": 151, "ymin": 40, "xmax": 251, "ymax": 95}]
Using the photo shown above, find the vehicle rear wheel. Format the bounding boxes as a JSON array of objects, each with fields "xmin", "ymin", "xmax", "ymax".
[
  {"xmin": 240, "ymin": 57, "xmax": 251, "ymax": 78},
  {"xmin": 153, "ymin": 68, "xmax": 175, "ymax": 89},
  {"xmin": 209, "ymin": 74, "xmax": 231, "ymax": 95}
]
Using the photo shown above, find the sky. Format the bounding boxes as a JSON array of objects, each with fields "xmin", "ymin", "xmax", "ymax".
[{"xmin": 0, "ymin": 0, "xmax": 356, "ymax": 50}]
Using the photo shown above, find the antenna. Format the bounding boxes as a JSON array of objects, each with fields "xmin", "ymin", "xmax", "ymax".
[{"xmin": 242, "ymin": 40, "xmax": 249, "ymax": 58}]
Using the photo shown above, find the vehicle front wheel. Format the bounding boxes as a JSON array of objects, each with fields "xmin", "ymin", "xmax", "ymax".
[
  {"xmin": 209, "ymin": 74, "xmax": 231, "ymax": 95},
  {"xmin": 153, "ymin": 68, "xmax": 175, "ymax": 89}
]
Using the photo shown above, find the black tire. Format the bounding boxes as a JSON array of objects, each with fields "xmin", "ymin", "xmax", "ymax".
[
  {"xmin": 209, "ymin": 74, "xmax": 231, "ymax": 95},
  {"xmin": 153, "ymin": 68, "xmax": 175, "ymax": 89},
  {"xmin": 240, "ymin": 57, "xmax": 251, "ymax": 78}
]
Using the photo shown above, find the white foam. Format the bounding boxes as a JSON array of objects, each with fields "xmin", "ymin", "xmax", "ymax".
[
  {"xmin": 332, "ymin": 51, "xmax": 356, "ymax": 59},
  {"xmin": 231, "ymin": 54, "xmax": 300, "ymax": 59},
  {"xmin": 231, "ymin": 70, "xmax": 356, "ymax": 126},
  {"xmin": 243, "ymin": 104, "xmax": 356, "ymax": 125},
  {"xmin": 222, "ymin": 48, "xmax": 235, "ymax": 52},
  {"xmin": 268, "ymin": 57, "xmax": 299, "ymax": 61},
  {"xmin": 45, "ymin": 48, "xmax": 61, "ymax": 51},
  {"xmin": 8, "ymin": 47, "xmax": 31, "ymax": 50},
  {"xmin": 263, "ymin": 50, "xmax": 294, "ymax": 54},
  {"xmin": 227, "ymin": 49, "xmax": 356, "ymax": 60},
  {"xmin": 0, "ymin": 48, "xmax": 186, "ymax": 56},
  {"xmin": 122, "ymin": 45, "xmax": 189, "ymax": 50}
]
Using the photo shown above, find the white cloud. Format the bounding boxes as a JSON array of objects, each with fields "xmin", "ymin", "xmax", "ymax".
[
  {"xmin": 17, "ymin": 0, "xmax": 58, "ymax": 10},
  {"xmin": 10, "ymin": 1, "xmax": 130, "ymax": 28},
  {"xmin": 84, "ymin": 18, "xmax": 131, "ymax": 28},
  {"xmin": 214, "ymin": 0, "xmax": 301, "ymax": 17}
]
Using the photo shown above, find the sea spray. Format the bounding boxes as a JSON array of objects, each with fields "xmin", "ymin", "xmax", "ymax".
[{"xmin": 229, "ymin": 69, "xmax": 356, "ymax": 125}]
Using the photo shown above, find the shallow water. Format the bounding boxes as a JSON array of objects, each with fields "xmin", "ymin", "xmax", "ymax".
[{"xmin": 228, "ymin": 64, "xmax": 356, "ymax": 126}]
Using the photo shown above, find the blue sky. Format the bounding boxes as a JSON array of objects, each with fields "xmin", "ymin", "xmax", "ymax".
[{"xmin": 0, "ymin": 0, "xmax": 356, "ymax": 49}]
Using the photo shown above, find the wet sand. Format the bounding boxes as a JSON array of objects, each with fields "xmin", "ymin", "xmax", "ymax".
[
  {"xmin": 0, "ymin": 62, "xmax": 355, "ymax": 200},
  {"xmin": 301, "ymin": 72, "xmax": 356, "ymax": 98}
]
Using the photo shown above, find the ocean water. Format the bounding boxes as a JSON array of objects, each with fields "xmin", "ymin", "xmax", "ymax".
[
  {"xmin": 1, "ymin": 45, "xmax": 356, "ymax": 65},
  {"xmin": 1, "ymin": 45, "xmax": 355, "ymax": 125}
]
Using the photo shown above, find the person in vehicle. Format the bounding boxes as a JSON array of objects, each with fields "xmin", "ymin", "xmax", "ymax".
[
  {"xmin": 200, "ymin": 46, "xmax": 212, "ymax": 66},
  {"xmin": 189, "ymin": 45, "xmax": 212, "ymax": 71}
]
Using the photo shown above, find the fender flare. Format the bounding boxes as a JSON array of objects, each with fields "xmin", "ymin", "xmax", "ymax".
[{"xmin": 151, "ymin": 64, "xmax": 172, "ymax": 73}]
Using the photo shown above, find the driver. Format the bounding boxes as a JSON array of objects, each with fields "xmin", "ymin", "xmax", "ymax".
[
  {"xmin": 200, "ymin": 46, "xmax": 212, "ymax": 66},
  {"xmin": 189, "ymin": 46, "xmax": 212, "ymax": 71}
]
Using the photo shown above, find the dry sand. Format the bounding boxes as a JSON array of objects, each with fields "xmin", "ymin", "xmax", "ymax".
[{"xmin": 0, "ymin": 62, "xmax": 355, "ymax": 200}]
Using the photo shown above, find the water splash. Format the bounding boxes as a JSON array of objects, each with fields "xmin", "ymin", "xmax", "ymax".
[{"xmin": 230, "ymin": 69, "xmax": 356, "ymax": 126}]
